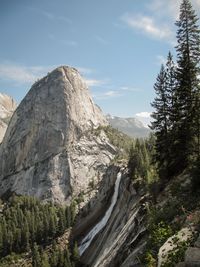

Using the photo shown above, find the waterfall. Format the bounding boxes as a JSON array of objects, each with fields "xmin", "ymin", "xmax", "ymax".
[{"xmin": 78, "ymin": 172, "xmax": 122, "ymax": 256}]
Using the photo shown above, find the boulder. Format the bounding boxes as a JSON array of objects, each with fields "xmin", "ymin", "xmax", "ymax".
[{"xmin": 185, "ymin": 247, "xmax": 200, "ymax": 267}]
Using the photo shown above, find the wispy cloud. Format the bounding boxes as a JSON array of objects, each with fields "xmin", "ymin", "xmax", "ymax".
[
  {"xmin": 95, "ymin": 35, "xmax": 109, "ymax": 45},
  {"xmin": 147, "ymin": 0, "xmax": 180, "ymax": 19},
  {"xmin": 48, "ymin": 34, "xmax": 78, "ymax": 47},
  {"xmin": 29, "ymin": 7, "xmax": 72, "ymax": 24},
  {"xmin": 93, "ymin": 90, "xmax": 121, "ymax": 100},
  {"xmin": 0, "ymin": 62, "xmax": 100, "ymax": 86},
  {"xmin": 120, "ymin": 86, "xmax": 141, "ymax": 92},
  {"xmin": 119, "ymin": 0, "xmax": 200, "ymax": 45},
  {"xmin": 85, "ymin": 79, "xmax": 106, "ymax": 87},
  {"xmin": 60, "ymin": 40, "xmax": 78, "ymax": 47},
  {"xmin": 77, "ymin": 67, "xmax": 94, "ymax": 75},
  {"xmin": 147, "ymin": 0, "xmax": 200, "ymax": 20},
  {"xmin": 0, "ymin": 63, "xmax": 54, "ymax": 84},
  {"xmin": 121, "ymin": 13, "xmax": 173, "ymax": 42},
  {"xmin": 41, "ymin": 10, "xmax": 55, "ymax": 20},
  {"xmin": 92, "ymin": 84, "xmax": 142, "ymax": 100},
  {"xmin": 104, "ymin": 90, "xmax": 120, "ymax": 96},
  {"xmin": 156, "ymin": 55, "xmax": 167, "ymax": 65}
]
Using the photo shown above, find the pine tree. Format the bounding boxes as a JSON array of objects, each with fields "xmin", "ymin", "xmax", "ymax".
[
  {"xmin": 174, "ymin": 0, "xmax": 200, "ymax": 171},
  {"xmin": 41, "ymin": 251, "xmax": 50, "ymax": 267},
  {"xmin": 72, "ymin": 241, "xmax": 80, "ymax": 264},
  {"xmin": 58, "ymin": 249, "xmax": 65, "ymax": 267},
  {"xmin": 65, "ymin": 206, "xmax": 72, "ymax": 228},
  {"xmin": 58, "ymin": 207, "xmax": 66, "ymax": 234},
  {"xmin": 165, "ymin": 52, "xmax": 177, "ymax": 127},
  {"xmin": 164, "ymin": 52, "xmax": 179, "ymax": 176},
  {"xmin": 0, "ymin": 224, "xmax": 3, "ymax": 254},
  {"xmin": 32, "ymin": 243, "xmax": 41, "ymax": 267},
  {"xmin": 64, "ymin": 247, "xmax": 72, "ymax": 267},
  {"xmin": 150, "ymin": 64, "xmax": 170, "ymax": 178}
]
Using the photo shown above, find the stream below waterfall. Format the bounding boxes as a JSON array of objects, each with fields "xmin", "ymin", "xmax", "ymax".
[{"xmin": 78, "ymin": 172, "xmax": 122, "ymax": 256}]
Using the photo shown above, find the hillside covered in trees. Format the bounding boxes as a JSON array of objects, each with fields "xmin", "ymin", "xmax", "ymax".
[{"xmin": 0, "ymin": 195, "xmax": 80, "ymax": 267}]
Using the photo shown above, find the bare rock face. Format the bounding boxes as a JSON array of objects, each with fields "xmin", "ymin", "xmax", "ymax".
[
  {"xmin": 0, "ymin": 66, "xmax": 116, "ymax": 203},
  {"xmin": 0, "ymin": 93, "xmax": 17, "ymax": 143},
  {"xmin": 80, "ymin": 170, "xmax": 146, "ymax": 267}
]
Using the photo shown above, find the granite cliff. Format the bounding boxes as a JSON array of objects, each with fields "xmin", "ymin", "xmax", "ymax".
[{"xmin": 0, "ymin": 66, "xmax": 116, "ymax": 203}]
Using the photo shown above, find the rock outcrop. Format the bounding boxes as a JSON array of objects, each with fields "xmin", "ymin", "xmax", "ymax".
[
  {"xmin": 0, "ymin": 66, "xmax": 116, "ymax": 203},
  {"xmin": 0, "ymin": 93, "xmax": 17, "ymax": 143}
]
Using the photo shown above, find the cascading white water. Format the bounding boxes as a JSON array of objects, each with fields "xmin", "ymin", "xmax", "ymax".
[{"xmin": 78, "ymin": 172, "xmax": 122, "ymax": 256}]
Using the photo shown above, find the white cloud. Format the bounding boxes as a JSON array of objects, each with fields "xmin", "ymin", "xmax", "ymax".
[
  {"xmin": 93, "ymin": 90, "xmax": 121, "ymax": 100},
  {"xmin": 85, "ymin": 79, "xmax": 106, "ymax": 87},
  {"xmin": 147, "ymin": 0, "xmax": 180, "ymax": 19},
  {"xmin": 0, "ymin": 63, "xmax": 54, "ymax": 84},
  {"xmin": 0, "ymin": 62, "xmax": 101, "ymax": 87},
  {"xmin": 120, "ymin": 0, "xmax": 200, "ymax": 45},
  {"xmin": 120, "ymin": 86, "xmax": 141, "ymax": 92},
  {"xmin": 104, "ymin": 90, "xmax": 119, "ymax": 96},
  {"xmin": 121, "ymin": 13, "xmax": 173, "ymax": 42},
  {"xmin": 135, "ymin": 112, "xmax": 152, "ymax": 118},
  {"xmin": 135, "ymin": 112, "xmax": 152, "ymax": 128},
  {"xmin": 77, "ymin": 67, "xmax": 94, "ymax": 75},
  {"xmin": 194, "ymin": 0, "xmax": 200, "ymax": 8},
  {"xmin": 147, "ymin": 0, "xmax": 200, "ymax": 20}
]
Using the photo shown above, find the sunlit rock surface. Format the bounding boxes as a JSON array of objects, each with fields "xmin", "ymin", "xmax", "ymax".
[{"xmin": 0, "ymin": 66, "xmax": 116, "ymax": 203}]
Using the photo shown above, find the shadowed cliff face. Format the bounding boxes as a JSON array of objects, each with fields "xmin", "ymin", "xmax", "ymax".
[{"xmin": 0, "ymin": 66, "xmax": 116, "ymax": 203}]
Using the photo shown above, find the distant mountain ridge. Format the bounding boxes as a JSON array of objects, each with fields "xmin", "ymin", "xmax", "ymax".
[{"xmin": 106, "ymin": 114, "xmax": 150, "ymax": 138}]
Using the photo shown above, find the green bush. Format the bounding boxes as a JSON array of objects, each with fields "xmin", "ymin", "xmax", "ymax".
[{"xmin": 148, "ymin": 221, "xmax": 173, "ymax": 252}]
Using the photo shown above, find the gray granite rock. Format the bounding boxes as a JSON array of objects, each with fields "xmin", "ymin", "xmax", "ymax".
[
  {"xmin": 0, "ymin": 66, "xmax": 116, "ymax": 203},
  {"xmin": 194, "ymin": 235, "xmax": 200, "ymax": 248},
  {"xmin": 185, "ymin": 247, "xmax": 200, "ymax": 267},
  {"xmin": 0, "ymin": 93, "xmax": 17, "ymax": 143}
]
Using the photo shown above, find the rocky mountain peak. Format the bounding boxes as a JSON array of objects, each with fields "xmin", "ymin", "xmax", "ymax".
[
  {"xmin": 0, "ymin": 66, "xmax": 115, "ymax": 203},
  {"xmin": 0, "ymin": 93, "xmax": 17, "ymax": 143},
  {"xmin": 21, "ymin": 66, "xmax": 107, "ymax": 137}
]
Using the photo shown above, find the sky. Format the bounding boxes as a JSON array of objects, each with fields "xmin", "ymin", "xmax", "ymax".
[{"xmin": 0, "ymin": 0, "xmax": 200, "ymax": 126}]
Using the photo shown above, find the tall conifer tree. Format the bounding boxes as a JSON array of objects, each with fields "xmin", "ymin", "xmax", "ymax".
[
  {"xmin": 151, "ymin": 64, "xmax": 170, "ymax": 178},
  {"xmin": 174, "ymin": 0, "xmax": 200, "ymax": 170}
]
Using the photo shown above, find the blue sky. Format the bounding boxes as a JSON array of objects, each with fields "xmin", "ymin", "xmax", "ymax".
[{"xmin": 0, "ymin": 0, "xmax": 200, "ymax": 126}]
